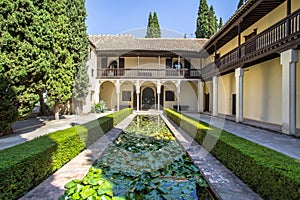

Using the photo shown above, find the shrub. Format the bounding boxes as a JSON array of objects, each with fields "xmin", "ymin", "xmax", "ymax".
[
  {"xmin": 164, "ymin": 108, "xmax": 300, "ymax": 200},
  {"xmin": 0, "ymin": 108, "xmax": 132, "ymax": 199},
  {"xmin": 91, "ymin": 100, "xmax": 107, "ymax": 113}
]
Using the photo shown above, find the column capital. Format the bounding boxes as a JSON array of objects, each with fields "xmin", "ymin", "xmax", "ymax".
[
  {"xmin": 280, "ymin": 49, "xmax": 298, "ymax": 65},
  {"xmin": 212, "ymin": 76, "xmax": 219, "ymax": 83},
  {"xmin": 235, "ymin": 67, "xmax": 244, "ymax": 77}
]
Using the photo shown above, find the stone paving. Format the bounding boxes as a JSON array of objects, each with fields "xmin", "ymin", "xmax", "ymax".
[
  {"xmin": 0, "ymin": 112, "xmax": 112, "ymax": 151},
  {"xmin": 20, "ymin": 114, "xmax": 136, "ymax": 200},
  {"xmin": 161, "ymin": 115, "xmax": 262, "ymax": 200},
  {"xmin": 184, "ymin": 112, "xmax": 300, "ymax": 161}
]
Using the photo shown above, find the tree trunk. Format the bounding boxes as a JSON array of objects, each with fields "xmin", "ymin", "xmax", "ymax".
[
  {"xmin": 39, "ymin": 93, "xmax": 48, "ymax": 116},
  {"xmin": 0, "ymin": 123, "xmax": 13, "ymax": 136},
  {"xmin": 54, "ymin": 101, "xmax": 60, "ymax": 120},
  {"xmin": 75, "ymin": 100, "xmax": 83, "ymax": 115}
]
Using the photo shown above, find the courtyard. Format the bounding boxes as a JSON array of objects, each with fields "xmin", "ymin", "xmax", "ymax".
[{"xmin": 1, "ymin": 109, "xmax": 299, "ymax": 199}]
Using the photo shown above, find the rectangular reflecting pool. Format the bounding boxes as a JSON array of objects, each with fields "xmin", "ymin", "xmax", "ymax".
[{"xmin": 60, "ymin": 115, "xmax": 214, "ymax": 200}]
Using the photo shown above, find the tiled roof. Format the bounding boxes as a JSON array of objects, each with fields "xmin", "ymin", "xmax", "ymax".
[{"xmin": 89, "ymin": 35, "xmax": 208, "ymax": 52}]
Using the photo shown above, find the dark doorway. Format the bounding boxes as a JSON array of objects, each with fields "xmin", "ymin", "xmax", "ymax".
[
  {"xmin": 232, "ymin": 94, "xmax": 236, "ymax": 115},
  {"xmin": 159, "ymin": 86, "xmax": 164, "ymax": 108},
  {"xmin": 133, "ymin": 90, "xmax": 137, "ymax": 109},
  {"xmin": 142, "ymin": 87, "xmax": 155, "ymax": 110},
  {"xmin": 204, "ymin": 94, "xmax": 210, "ymax": 112}
]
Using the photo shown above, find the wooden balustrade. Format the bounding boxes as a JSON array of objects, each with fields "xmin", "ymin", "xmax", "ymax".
[
  {"xmin": 210, "ymin": 9, "xmax": 300, "ymax": 76},
  {"xmin": 97, "ymin": 68, "xmax": 201, "ymax": 79}
]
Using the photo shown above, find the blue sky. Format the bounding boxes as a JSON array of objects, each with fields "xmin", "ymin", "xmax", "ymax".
[{"xmin": 85, "ymin": 0, "xmax": 238, "ymax": 38}]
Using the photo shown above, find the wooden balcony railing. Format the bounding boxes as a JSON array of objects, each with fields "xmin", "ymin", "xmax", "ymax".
[
  {"xmin": 210, "ymin": 8, "xmax": 300, "ymax": 76},
  {"xmin": 97, "ymin": 68, "xmax": 201, "ymax": 79}
]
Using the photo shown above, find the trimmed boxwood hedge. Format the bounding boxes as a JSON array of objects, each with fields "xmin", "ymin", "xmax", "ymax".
[
  {"xmin": 165, "ymin": 108, "xmax": 300, "ymax": 200},
  {"xmin": 0, "ymin": 108, "xmax": 132, "ymax": 200}
]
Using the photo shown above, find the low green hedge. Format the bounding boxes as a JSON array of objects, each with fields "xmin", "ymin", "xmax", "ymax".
[
  {"xmin": 0, "ymin": 108, "xmax": 132, "ymax": 199},
  {"xmin": 165, "ymin": 108, "xmax": 300, "ymax": 200}
]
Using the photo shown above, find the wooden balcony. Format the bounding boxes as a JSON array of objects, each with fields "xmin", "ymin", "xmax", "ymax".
[
  {"xmin": 203, "ymin": 8, "xmax": 300, "ymax": 78},
  {"xmin": 96, "ymin": 68, "xmax": 201, "ymax": 79}
]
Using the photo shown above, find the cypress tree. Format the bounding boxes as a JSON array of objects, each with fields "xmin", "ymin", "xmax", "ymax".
[
  {"xmin": 218, "ymin": 17, "xmax": 223, "ymax": 29},
  {"xmin": 208, "ymin": 5, "xmax": 217, "ymax": 37},
  {"xmin": 145, "ymin": 12, "xmax": 161, "ymax": 38},
  {"xmin": 238, "ymin": 0, "xmax": 244, "ymax": 9},
  {"xmin": 66, "ymin": 0, "xmax": 90, "ymax": 114},
  {"xmin": 145, "ymin": 12, "xmax": 153, "ymax": 38},
  {"xmin": 45, "ymin": 0, "xmax": 75, "ymax": 120},
  {"xmin": 0, "ymin": 0, "xmax": 52, "ymax": 134},
  {"xmin": 0, "ymin": 75, "xmax": 18, "ymax": 135},
  {"xmin": 195, "ymin": 0, "xmax": 209, "ymax": 38},
  {"xmin": 151, "ymin": 12, "xmax": 161, "ymax": 38}
]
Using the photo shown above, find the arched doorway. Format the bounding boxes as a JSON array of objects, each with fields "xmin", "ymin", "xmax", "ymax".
[
  {"xmin": 99, "ymin": 81, "xmax": 116, "ymax": 110},
  {"xmin": 142, "ymin": 87, "xmax": 155, "ymax": 110}
]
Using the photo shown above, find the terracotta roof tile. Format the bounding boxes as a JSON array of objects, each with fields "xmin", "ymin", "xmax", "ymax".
[{"xmin": 89, "ymin": 35, "xmax": 208, "ymax": 52}]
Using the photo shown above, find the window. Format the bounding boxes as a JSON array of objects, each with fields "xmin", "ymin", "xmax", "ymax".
[
  {"xmin": 165, "ymin": 91, "xmax": 175, "ymax": 101},
  {"xmin": 91, "ymin": 69, "xmax": 94, "ymax": 77},
  {"xmin": 108, "ymin": 60, "xmax": 118, "ymax": 69},
  {"xmin": 166, "ymin": 58, "xmax": 172, "ymax": 68},
  {"xmin": 90, "ymin": 91, "xmax": 94, "ymax": 101},
  {"xmin": 173, "ymin": 61, "xmax": 182, "ymax": 69},
  {"xmin": 101, "ymin": 57, "xmax": 107, "ymax": 68},
  {"xmin": 122, "ymin": 91, "xmax": 131, "ymax": 101}
]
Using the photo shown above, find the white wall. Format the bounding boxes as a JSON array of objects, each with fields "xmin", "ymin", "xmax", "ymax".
[
  {"xmin": 218, "ymin": 73, "xmax": 235, "ymax": 115},
  {"xmin": 244, "ymin": 58, "xmax": 282, "ymax": 125},
  {"xmin": 83, "ymin": 45, "xmax": 98, "ymax": 113},
  {"xmin": 120, "ymin": 82, "xmax": 134, "ymax": 108},
  {"xmin": 179, "ymin": 81, "xmax": 198, "ymax": 111},
  {"xmin": 163, "ymin": 82, "xmax": 177, "ymax": 109}
]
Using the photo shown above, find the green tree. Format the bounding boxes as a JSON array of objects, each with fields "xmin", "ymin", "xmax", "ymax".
[
  {"xmin": 145, "ymin": 12, "xmax": 161, "ymax": 38},
  {"xmin": 238, "ymin": 0, "xmax": 245, "ymax": 9},
  {"xmin": 0, "ymin": 75, "xmax": 18, "ymax": 135},
  {"xmin": 151, "ymin": 12, "xmax": 161, "ymax": 38},
  {"xmin": 45, "ymin": 0, "xmax": 75, "ymax": 120},
  {"xmin": 66, "ymin": 0, "xmax": 90, "ymax": 114},
  {"xmin": 208, "ymin": 5, "xmax": 217, "ymax": 37},
  {"xmin": 218, "ymin": 17, "xmax": 223, "ymax": 29},
  {"xmin": 145, "ymin": 12, "xmax": 153, "ymax": 38},
  {"xmin": 0, "ymin": 0, "xmax": 52, "ymax": 134},
  {"xmin": 195, "ymin": 0, "xmax": 209, "ymax": 38}
]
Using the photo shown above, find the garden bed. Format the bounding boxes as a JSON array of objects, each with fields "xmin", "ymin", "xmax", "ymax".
[
  {"xmin": 60, "ymin": 115, "xmax": 214, "ymax": 200},
  {"xmin": 0, "ymin": 108, "xmax": 132, "ymax": 200}
]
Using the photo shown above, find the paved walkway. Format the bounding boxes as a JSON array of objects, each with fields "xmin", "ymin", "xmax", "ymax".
[
  {"xmin": 184, "ymin": 112, "xmax": 300, "ymax": 161},
  {"xmin": 0, "ymin": 112, "xmax": 112, "ymax": 151}
]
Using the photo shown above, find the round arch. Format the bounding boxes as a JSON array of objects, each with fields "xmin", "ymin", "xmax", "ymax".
[
  {"xmin": 141, "ymin": 87, "xmax": 155, "ymax": 110},
  {"xmin": 99, "ymin": 81, "xmax": 116, "ymax": 110}
]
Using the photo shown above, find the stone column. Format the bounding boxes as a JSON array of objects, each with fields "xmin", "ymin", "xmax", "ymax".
[
  {"xmin": 280, "ymin": 49, "xmax": 298, "ymax": 135},
  {"xmin": 157, "ymin": 80, "xmax": 161, "ymax": 111},
  {"xmin": 95, "ymin": 82, "xmax": 100, "ymax": 104},
  {"xmin": 136, "ymin": 80, "xmax": 140, "ymax": 112},
  {"xmin": 235, "ymin": 67, "xmax": 244, "ymax": 122},
  {"xmin": 116, "ymin": 80, "xmax": 120, "ymax": 111},
  {"xmin": 198, "ymin": 81, "xmax": 204, "ymax": 112},
  {"xmin": 177, "ymin": 80, "xmax": 181, "ymax": 112},
  {"xmin": 212, "ymin": 76, "xmax": 219, "ymax": 116}
]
